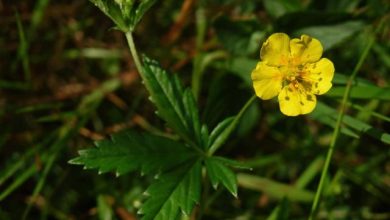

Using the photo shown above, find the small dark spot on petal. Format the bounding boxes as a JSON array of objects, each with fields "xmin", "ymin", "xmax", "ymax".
[
  {"xmin": 288, "ymin": 88, "xmax": 293, "ymax": 92},
  {"xmin": 307, "ymin": 95, "xmax": 313, "ymax": 101},
  {"xmin": 300, "ymin": 101, "xmax": 305, "ymax": 106},
  {"xmin": 315, "ymin": 82, "xmax": 318, "ymax": 88},
  {"xmin": 319, "ymin": 77, "xmax": 323, "ymax": 81},
  {"xmin": 285, "ymin": 96, "xmax": 290, "ymax": 101}
]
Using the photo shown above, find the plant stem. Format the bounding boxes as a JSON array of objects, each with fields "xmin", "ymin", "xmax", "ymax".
[
  {"xmin": 125, "ymin": 31, "xmax": 205, "ymax": 155},
  {"xmin": 208, "ymin": 95, "xmax": 257, "ymax": 156},
  {"xmin": 308, "ymin": 30, "xmax": 376, "ymax": 220},
  {"xmin": 125, "ymin": 31, "xmax": 144, "ymax": 78},
  {"xmin": 192, "ymin": 6, "xmax": 207, "ymax": 101}
]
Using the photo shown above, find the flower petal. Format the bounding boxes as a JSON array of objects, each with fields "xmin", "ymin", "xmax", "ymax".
[
  {"xmin": 290, "ymin": 35, "xmax": 323, "ymax": 64},
  {"xmin": 304, "ymin": 58, "xmax": 335, "ymax": 95},
  {"xmin": 260, "ymin": 33, "xmax": 290, "ymax": 66},
  {"xmin": 252, "ymin": 62, "xmax": 283, "ymax": 100},
  {"xmin": 278, "ymin": 84, "xmax": 317, "ymax": 116}
]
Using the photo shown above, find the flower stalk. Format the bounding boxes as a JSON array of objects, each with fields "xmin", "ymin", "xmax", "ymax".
[{"xmin": 308, "ymin": 31, "xmax": 376, "ymax": 220}]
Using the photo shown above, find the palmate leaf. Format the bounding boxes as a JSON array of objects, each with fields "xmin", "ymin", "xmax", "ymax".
[
  {"xmin": 142, "ymin": 56, "xmax": 202, "ymax": 147},
  {"xmin": 90, "ymin": 0, "xmax": 156, "ymax": 31},
  {"xmin": 69, "ymin": 131, "xmax": 198, "ymax": 176},
  {"xmin": 205, "ymin": 156, "xmax": 238, "ymax": 197},
  {"xmin": 139, "ymin": 159, "xmax": 202, "ymax": 220}
]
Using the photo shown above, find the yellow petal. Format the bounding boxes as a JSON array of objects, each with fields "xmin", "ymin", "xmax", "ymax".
[
  {"xmin": 290, "ymin": 35, "xmax": 323, "ymax": 64},
  {"xmin": 260, "ymin": 33, "xmax": 290, "ymax": 66},
  {"xmin": 304, "ymin": 58, "xmax": 335, "ymax": 95},
  {"xmin": 278, "ymin": 84, "xmax": 317, "ymax": 116},
  {"xmin": 251, "ymin": 62, "xmax": 283, "ymax": 100}
]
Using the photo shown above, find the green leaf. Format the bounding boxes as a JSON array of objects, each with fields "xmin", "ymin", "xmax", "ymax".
[
  {"xmin": 237, "ymin": 173, "xmax": 315, "ymax": 202},
  {"xmin": 263, "ymin": 0, "xmax": 302, "ymax": 18},
  {"xmin": 211, "ymin": 156, "xmax": 252, "ymax": 170},
  {"xmin": 325, "ymin": 0, "xmax": 361, "ymax": 13},
  {"xmin": 205, "ymin": 157, "xmax": 238, "ymax": 197},
  {"xmin": 90, "ymin": 0, "xmax": 156, "ymax": 31},
  {"xmin": 97, "ymin": 195, "xmax": 114, "ymax": 220},
  {"xmin": 326, "ymin": 85, "xmax": 390, "ymax": 101},
  {"xmin": 332, "ymin": 73, "xmax": 373, "ymax": 86},
  {"xmin": 69, "ymin": 131, "xmax": 198, "ymax": 176},
  {"xmin": 312, "ymin": 102, "xmax": 390, "ymax": 144},
  {"xmin": 133, "ymin": 0, "xmax": 157, "ymax": 29},
  {"xmin": 310, "ymin": 106, "xmax": 360, "ymax": 139},
  {"xmin": 90, "ymin": 0, "xmax": 129, "ymax": 31},
  {"xmin": 267, "ymin": 198, "xmax": 290, "ymax": 220},
  {"xmin": 214, "ymin": 16, "xmax": 264, "ymax": 56},
  {"xmin": 207, "ymin": 96, "xmax": 256, "ymax": 154},
  {"xmin": 208, "ymin": 117, "xmax": 234, "ymax": 148},
  {"xmin": 142, "ymin": 56, "xmax": 202, "ymax": 147},
  {"xmin": 294, "ymin": 21, "xmax": 365, "ymax": 50},
  {"xmin": 139, "ymin": 159, "xmax": 202, "ymax": 220}
]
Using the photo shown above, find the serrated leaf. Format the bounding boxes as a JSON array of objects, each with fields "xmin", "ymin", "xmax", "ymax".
[
  {"xmin": 90, "ymin": 0, "xmax": 156, "ymax": 31},
  {"xmin": 207, "ymin": 117, "xmax": 234, "ymax": 149},
  {"xmin": 133, "ymin": 0, "xmax": 157, "ymax": 29},
  {"xmin": 139, "ymin": 159, "xmax": 202, "ymax": 220},
  {"xmin": 69, "ymin": 130, "xmax": 198, "ymax": 176},
  {"xmin": 142, "ymin": 56, "xmax": 202, "ymax": 147},
  {"xmin": 212, "ymin": 156, "xmax": 252, "ymax": 170},
  {"xmin": 205, "ymin": 157, "xmax": 238, "ymax": 197},
  {"xmin": 90, "ymin": 0, "xmax": 130, "ymax": 31},
  {"xmin": 207, "ymin": 96, "xmax": 256, "ymax": 154}
]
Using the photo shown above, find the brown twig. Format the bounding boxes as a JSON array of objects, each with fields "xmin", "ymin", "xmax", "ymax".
[{"xmin": 162, "ymin": 0, "xmax": 196, "ymax": 44}]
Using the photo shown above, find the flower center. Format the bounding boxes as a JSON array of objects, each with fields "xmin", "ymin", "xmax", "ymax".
[{"xmin": 281, "ymin": 59, "xmax": 310, "ymax": 91}]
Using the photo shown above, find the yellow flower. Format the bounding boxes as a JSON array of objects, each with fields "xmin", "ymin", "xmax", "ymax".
[{"xmin": 251, "ymin": 33, "xmax": 335, "ymax": 116}]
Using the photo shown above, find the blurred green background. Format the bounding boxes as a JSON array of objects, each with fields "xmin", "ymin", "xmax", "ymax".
[{"xmin": 1, "ymin": 0, "xmax": 389, "ymax": 219}]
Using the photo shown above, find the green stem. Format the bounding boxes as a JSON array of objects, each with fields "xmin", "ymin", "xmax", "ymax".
[
  {"xmin": 125, "ymin": 31, "xmax": 144, "ymax": 78},
  {"xmin": 208, "ymin": 95, "xmax": 257, "ymax": 156},
  {"xmin": 308, "ymin": 30, "xmax": 376, "ymax": 220},
  {"xmin": 192, "ymin": 6, "xmax": 207, "ymax": 100},
  {"xmin": 125, "ymin": 31, "xmax": 204, "ymax": 155}
]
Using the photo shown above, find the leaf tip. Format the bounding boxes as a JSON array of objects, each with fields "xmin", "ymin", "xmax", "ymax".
[
  {"xmin": 137, "ymin": 208, "xmax": 144, "ymax": 215},
  {"xmin": 67, "ymin": 158, "xmax": 78, "ymax": 165},
  {"xmin": 143, "ymin": 190, "xmax": 150, "ymax": 196}
]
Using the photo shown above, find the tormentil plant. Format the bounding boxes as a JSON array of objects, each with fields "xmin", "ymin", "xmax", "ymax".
[
  {"xmin": 251, "ymin": 33, "xmax": 335, "ymax": 116},
  {"xmin": 70, "ymin": 1, "xmax": 249, "ymax": 219},
  {"xmin": 69, "ymin": 1, "xmax": 386, "ymax": 220}
]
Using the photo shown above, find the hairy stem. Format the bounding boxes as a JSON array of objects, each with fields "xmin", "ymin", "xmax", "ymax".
[{"xmin": 125, "ymin": 31, "xmax": 144, "ymax": 78}]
